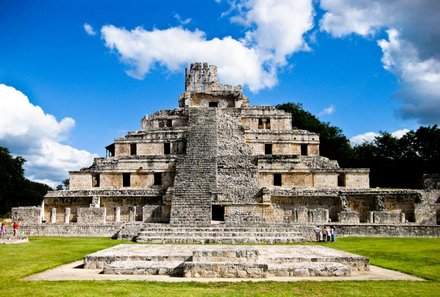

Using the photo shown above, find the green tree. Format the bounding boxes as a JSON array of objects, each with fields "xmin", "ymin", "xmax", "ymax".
[
  {"xmin": 352, "ymin": 125, "xmax": 440, "ymax": 188},
  {"xmin": 0, "ymin": 146, "xmax": 50, "ymax": 215},
  {"xmin": 276, "ymin": 103, "xmax": 353, "ymax": 166}
]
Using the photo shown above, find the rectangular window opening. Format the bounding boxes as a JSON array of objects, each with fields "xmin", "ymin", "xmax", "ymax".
[
  {"xmin": 258, "ymin": 118, "xmax": 264, "ymax": 129},
  {"xmin": 266, "ymin": 118, "xmax": 271, "ymax": 129},
  {"xmin": 166, "ymin": 119, "xmax": 172, "ymax": 127},
  {"xmin": 123, "ymin": 173, "xmax": 131, "ymax": 187},
  {"xmin": 265, "ymin": 143, "xmax": 272, "ymax": 155},
  {"xmin": 209, "ymin": 102, "xmax": 218, "ymax": 107},
  {"xmin": 153, "ymin": 173, "xmax": 162, "ymax": 185},
  {"xmin": 300, "ymin": 144, "xmax": 308, "ymax": 156},
  {"xmin": 92, "ymin": 173, "xmax": 100, "ymax": 188},
  {"xmin": 338, "ymin": 174, "xmax": 346, "ymax": 187},
  {"xmin": 274, "ymin": 173, "xmax": 282, "ymax": 186},
  {"xmin": 130, "ymin": 143, "xmax": 137, "ymax": 156},
  {"xmin": 212, "ymin": 205, "xmax": 225, "ymax": 221},
  {"xmin": 164, "ymin": 142, "xmax": 171, "ymax": 155}
]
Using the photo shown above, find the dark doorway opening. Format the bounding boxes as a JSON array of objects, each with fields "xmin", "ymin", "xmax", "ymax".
[
  {"xmin": 122, "ymin": 173, "xmax": 131, "ymax": 187},
  {"xmin": 274, "ymin": 173, "xmax": 282, "ymax": 186},
  {"xmin": 212, "ymin": 205, "xmax": 225, "ymax": 221},
  {"xmin": 300, "ymin": 144, "xmax": 308, "ymax": 156},
  {"xmin": 265, "ymin": 143, "xmax": 272, "ymax": 155},
  {"xmin": 130, "ymin": 143, "xmax": 137, "ymax": 156},
  {"xmin": 153, "ymin": 172, "xmax": 162, "ymax": 185},
  {"xmin": 338, "ymin": 174, "xmax": 346, "ymax": 187},
  {"xmin": 164, "ymin": 142, "xmax": 171, "ymax": 155},
  {"xmin": 209, "ymin": 102, "xmax": 218, "ymax": 107}
]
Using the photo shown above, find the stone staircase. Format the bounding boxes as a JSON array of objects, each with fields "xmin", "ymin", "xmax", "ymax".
[
  {"xmin": 170, "ymin": 108, "xmax": 218, "ymax": 225},
  {"xmin": 84, "ymin": 244, "xmax": 369, "ymax": 278},
  {"xmin": 135, "ymin": 224, "xmax": 311, "ymax": 243}
]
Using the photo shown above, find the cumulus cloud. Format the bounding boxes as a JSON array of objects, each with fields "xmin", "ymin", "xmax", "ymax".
[
  {"xmin": 100, "ymin": 0, "xmax": 314, "ymax": 92},
  {"xmin": 232, "ymin": 0, "xmax": 314, "ymax": 65},
  {"xmin": 0, "ymin": 84, "xmax": 95, "ymax": 187},
  {"xmin": 320, "ymin": 0, "xmax": 440, "ymax": 124},
  {"xmin": 318, "ymin": 105, "xmax": 335, "ymax": 116},
  {"xmin": 350, "ymin": 128, "xmax": 410, "ymax": 145},
  {"xmin": 83, "ymin": 23, "xmax": 96, "ymax": 36}
]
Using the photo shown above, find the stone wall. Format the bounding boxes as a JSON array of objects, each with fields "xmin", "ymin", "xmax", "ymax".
[
  {"xmin": 334, "ymin": 224, "xmax": 440, "ymax": 238},
  {"xmin": 18, "ymin": 224, "xmax": 123, "ymax": 237},
  {"xmin": 70, "ymin": 173, "xmax": 92, "ymax": 190},
  {"xmin": 11, "ymin": 207, "xmax": 42, "ymax": 225}
]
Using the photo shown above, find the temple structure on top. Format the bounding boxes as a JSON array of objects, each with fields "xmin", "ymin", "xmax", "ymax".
[{"xmin": 13, "ymin": 63, "xmax": 439, "ymax": 239}]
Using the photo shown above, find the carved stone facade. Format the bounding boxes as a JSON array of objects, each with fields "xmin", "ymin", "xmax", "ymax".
[{"xmin": 13, "ymin": 63, "xmax": 440, "ymax": 238}]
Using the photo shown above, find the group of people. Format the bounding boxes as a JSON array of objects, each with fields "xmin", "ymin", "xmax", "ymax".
[
  {"xmin": 313, "ymin": 225, "xmax": 336, "ymax": 242},
  {"xmin": 0, "ymin": 221, "xmax": 20, "ymax": 240}
]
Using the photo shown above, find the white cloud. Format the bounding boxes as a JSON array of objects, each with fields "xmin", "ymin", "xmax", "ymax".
[
  {"xmin": 0, "ymin": 84, "xmax": 95, "ymax": 188},
  {"xmin": 174, "ymin": 13, "xmax": 192, "ymax": 25},
  {"xmin": 378, "ymin": 29, "xmax": 440, "ymax": 123},
  {"xmin": 100, "ymin": 0, "xmax": 314, "ymax": 92},
  {"xmin": 233, "ymin": 0, "xmax": 314, "ymax": 65},
  {"xmin": 83, "ymin": 23, "xmax": 96, "ymax": 36},
  {"xmin": 318, "ymin": 105, "xmax": 335, "ymax": 116},
  {"xmin": 319, "ymin": 0, "xmax": 440, "ymax": 124},
  {"xmin": 350, "ymin": 128, "xmax": 410, "ymax": 145},
  {"xmin": 101, "ymin": 25, "xmax": 275, "ymax": 91}
]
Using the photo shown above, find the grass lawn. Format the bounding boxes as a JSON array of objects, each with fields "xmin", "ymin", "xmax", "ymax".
[{"xmin": 0, "ymin": 237, "xmax": 439, "ymax": 297}]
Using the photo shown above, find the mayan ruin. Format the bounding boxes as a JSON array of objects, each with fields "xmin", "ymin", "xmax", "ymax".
[{"xmin": 11, "ymin": 63, "xmax": 440, "ymax": 243}]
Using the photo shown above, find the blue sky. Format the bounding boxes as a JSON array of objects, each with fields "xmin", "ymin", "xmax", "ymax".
[{"xmin": 0, "ymin": 0, "xmax": 439, "ymax": 187}]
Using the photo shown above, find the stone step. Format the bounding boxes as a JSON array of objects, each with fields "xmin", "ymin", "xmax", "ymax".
[
  {"xmin": 135, "ymin": 236, "xmax": 305, "ymax": 244},
  {"xmin": 137, "ymin": 231, "xmax": 303, "ymax": 237},
  {"xmin": 183, "ymin": 262, "xmax": 268, "ymax": 278},
  {"xmin": 267, "ymin": 262, "xmax": 351, "ymax": 277},
  {"xmin": 103, "ymin": 260, "xmax": 184, "ymax": 276}
]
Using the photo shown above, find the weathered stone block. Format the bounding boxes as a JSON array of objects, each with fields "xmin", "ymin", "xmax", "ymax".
[
  {"xmin": 338, "ymin": 211, "xmax": 360, "ymax": 223},
  {"xmin": 77, "ymin": 207, "xmax": 106, "ymax": 224}
]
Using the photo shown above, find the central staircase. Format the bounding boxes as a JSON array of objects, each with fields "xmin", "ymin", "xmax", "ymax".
[
  {"xmin": 170, "ymin": 108, "xmax": 218, "ymax": 225},
  {"xmin": 135, "ymin": 223, "xmax": 311, "ymax": 243}
]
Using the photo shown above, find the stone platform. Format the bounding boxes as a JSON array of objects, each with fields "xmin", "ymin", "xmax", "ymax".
[{"xmin": 84, "ymin": 244, "xmax": 369, "ymax": 278}]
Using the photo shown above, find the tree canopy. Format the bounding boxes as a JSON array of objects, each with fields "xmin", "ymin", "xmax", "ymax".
[
  {"xmin": 351, "ymin": 125, "xmax": 440, "ymax": 188},
  {"xmin": 0, "ymin": 146, "xmax": 50, "ymax": 215}
]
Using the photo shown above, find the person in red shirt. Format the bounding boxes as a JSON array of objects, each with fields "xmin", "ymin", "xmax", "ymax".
[{"xmin": 13, "ymin": 221, "xmax": 19, "ymax": 237}]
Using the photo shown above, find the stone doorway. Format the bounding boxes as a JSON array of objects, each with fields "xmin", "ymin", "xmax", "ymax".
[{"xmin": 212, "ymin": 205, "xmax": 225, "ymax": 222}]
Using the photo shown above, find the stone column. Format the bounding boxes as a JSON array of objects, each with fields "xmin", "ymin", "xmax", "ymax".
[
  {"xmin": 50, "ymin": 208, "xmax": 57, "ymax": 224},
  {"xmin": 129, "ymin": 206, "xmax": 136, "ymax": 222},
  {"xmin": 64, "ymin": 208, "xmax": 70, "ymax": 224},
  {"xmin": 115, "ymin": 206, "xmax": 121, "ymax": 223}
]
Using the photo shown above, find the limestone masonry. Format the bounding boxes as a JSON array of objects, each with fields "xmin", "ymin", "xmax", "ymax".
[{"xmin": 12, "ymin": 62, "xmax": 440, "ymax": 240}]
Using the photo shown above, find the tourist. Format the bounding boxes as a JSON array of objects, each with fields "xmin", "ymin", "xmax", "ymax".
[
  {"xmin": 1, "ymin": 223, "xmax": 6, "ymax": 239},
  {"xmin": 13, "ymin": 221, "xmax": 19, "ymax": 237},
  {"xmin": 325, "ymin": 226, "xmax": 331, "ymax": 242},
  {"xmin": 313, "ymin": 225, "xmax": 321, "ymax": 242},
  {"xmin": 331, "ymin": 226, "xmax": 336, "ymax": 242}
]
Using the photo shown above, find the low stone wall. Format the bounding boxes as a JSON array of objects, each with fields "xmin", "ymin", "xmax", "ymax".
[
  {"xmin": 14, "ymin": 223, "xmax": 440, "ymax": 239},
  {"xmin": 333, "ymin": 224, "xmax": 440, "ymax": 238},
  {"xmin": 18, "ymin": 224, "xmax": 123, "ymax": 237}
]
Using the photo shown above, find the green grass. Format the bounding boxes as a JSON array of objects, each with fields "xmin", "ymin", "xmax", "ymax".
[
  {"xmin": 324, "ymin": 237, "xmax": 440, "ymax": 281},
  {"xmin": 0, "ymin": 237, "xmax": 439, "ymax": 296}
]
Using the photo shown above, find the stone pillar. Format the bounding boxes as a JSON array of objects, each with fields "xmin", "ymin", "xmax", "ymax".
[
  {"xmin": 50, "ymin": 208, "xmax": 57, "ymax": 224},
  {"xmin": 400, "ymin": 212, "xmax": 406, "ymax": 223},
  {"xmin": 64, "ymin": 208, "xmax": 70, "ymax": 224},
  {"xmin": 90, "ymin": 196, "xmax": 100, "ymax": 208},
  {"xmin": 115, "ymin": 206, "xmax": 121, "ymax": 223},
  {"xmin": 129, "ymin": 206, "xmax": 136, "ymax": 222}
]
